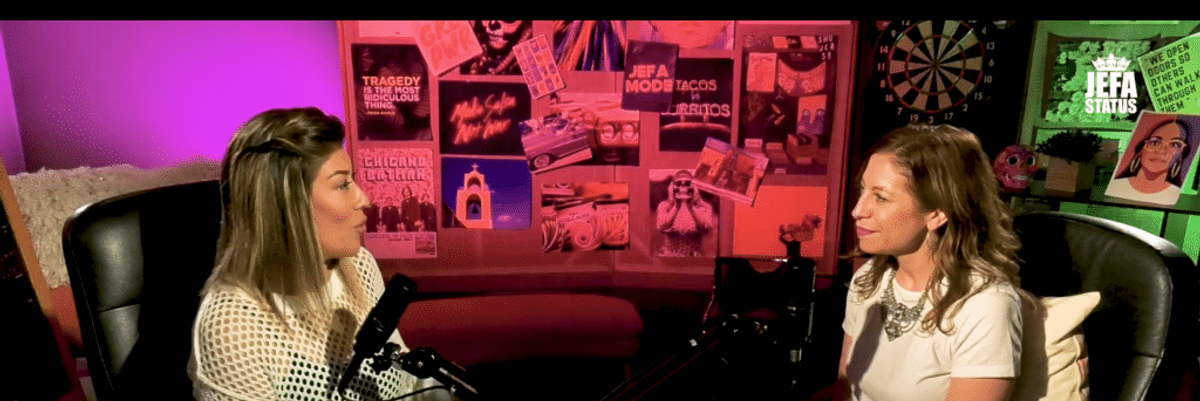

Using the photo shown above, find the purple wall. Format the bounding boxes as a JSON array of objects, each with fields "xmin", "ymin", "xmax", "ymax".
[
  {"xmin": 1, "ymin": 21, "xmax": 344, "ymax": 172},
  {"xmin": 0, "ymin": 29, "xmax": 25, "ymax": 174}
]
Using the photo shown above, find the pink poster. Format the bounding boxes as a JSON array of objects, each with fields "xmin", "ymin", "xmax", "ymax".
[
  {"xmin": 692, "ymin": 137, "xmax": 769, "ymax": 205},
  {"xmin": 513, "ymin": 35, "xmax": 566, "ymax": 98},
  {"xmin": 356, "ymin": 147, "xmax": 437, "ymax": 258},
  {"xmin": 732, "ymin": 185, "xmax": 827, "ymax": 258},
  {"xmin": 648, "ymin": 169, "xmax": 720, "ymax": 258},
  {"xmin": 540, "ymin": 182, "xmax": 629, "ymax": 252},
  {"xmin": 412, "ymin": 21, "xmax": 483, "ymax": 76}
]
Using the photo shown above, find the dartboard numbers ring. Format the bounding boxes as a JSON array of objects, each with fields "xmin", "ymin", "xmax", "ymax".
[{"xmin": 874, "ymin": 20, "xmax": 996, "ymax": 124}]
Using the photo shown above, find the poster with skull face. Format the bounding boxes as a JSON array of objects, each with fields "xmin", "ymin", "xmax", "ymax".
[
  {"xmin": 739, "ymin": 35, "xmax": 837, "ymax": 176},
  {"xmin": 461, "ymin": 20, "xmax": 532, "ymax": 75},
  {"xmin": 649, "ymin": 169, "xmax": 719, "ymax": 258}
]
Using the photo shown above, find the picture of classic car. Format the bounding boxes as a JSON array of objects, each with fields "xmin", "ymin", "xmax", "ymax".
[
  {"xmin": 550, "ymin": 94, "xmax": 641, "ymax": 166},
  {"xmin": 519, "ymin": 114, "xmax": 594, "ymax": 172}
]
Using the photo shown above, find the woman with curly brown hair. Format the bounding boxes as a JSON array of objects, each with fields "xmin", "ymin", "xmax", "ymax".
[{"xmin": 837, "ymin": 124, "xmax": 1026, "ymax": 401}]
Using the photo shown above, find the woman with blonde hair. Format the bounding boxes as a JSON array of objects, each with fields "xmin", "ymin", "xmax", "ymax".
[
  {"xmin": 837, "ymin": 124, "xmax": 1025, "ymax": 401},
  {"xmin": 189, "ymin": 107, "xmax": 423, "ymax": 400}
]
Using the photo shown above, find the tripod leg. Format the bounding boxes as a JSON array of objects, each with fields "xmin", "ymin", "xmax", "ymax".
[{"xmin": 599, "ymin": 316, "xmax": 762, "ymax": 401}]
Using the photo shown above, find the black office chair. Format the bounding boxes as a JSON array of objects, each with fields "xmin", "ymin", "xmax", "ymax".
[
  {"xmin": 1014, "ymin": 211, "xmax": 1199, "ymax": 401},
  {"xmin": 62, "ymin": 180, "xmax": 221, "ymax": 401}
]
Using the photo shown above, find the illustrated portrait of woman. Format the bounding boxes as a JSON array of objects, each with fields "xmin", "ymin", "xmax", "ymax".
[{"xmin": 1106, "ymin": 113, "xmax": 1200, "ymax": 205}]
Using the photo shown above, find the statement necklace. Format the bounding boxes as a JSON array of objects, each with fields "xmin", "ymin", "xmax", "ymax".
[{"xmin": 881, "ymin": 269, "xmax": 929, "ymax": 341}]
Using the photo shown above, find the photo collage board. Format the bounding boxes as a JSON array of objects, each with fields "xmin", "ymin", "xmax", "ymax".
[{"xmin": 340, "ymin": 21, "xmax": 855, "ymax": 277}]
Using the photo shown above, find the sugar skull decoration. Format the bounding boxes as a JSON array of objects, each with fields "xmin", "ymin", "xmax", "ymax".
[{"xmin": 993, "ymin": 144, "xmax": 1039, "ymax": 193}]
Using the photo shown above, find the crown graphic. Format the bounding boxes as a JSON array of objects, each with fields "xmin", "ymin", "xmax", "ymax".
[{"xmin": 1092, "ymin": 53, "xmax": 1132, "ymax": 72}]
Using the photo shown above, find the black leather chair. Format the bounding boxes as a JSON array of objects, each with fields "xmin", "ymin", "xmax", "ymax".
[
  {"xmin": 62, "ymin": 180, "xmax": 221, "ymax": 401},
  {"xmin": 1014, "ymin": 211, "xmax": 1199, "ymax": 401}
]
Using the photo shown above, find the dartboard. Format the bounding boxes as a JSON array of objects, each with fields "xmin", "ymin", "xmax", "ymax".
[{"xmin": 873, "ymin": 20, "xmax": 996, "ymax": 125}]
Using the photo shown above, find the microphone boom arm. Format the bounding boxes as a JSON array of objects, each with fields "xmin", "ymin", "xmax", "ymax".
[{"xmin": 599, "ymin": 315, "xmax": 765, "ymax": 401}]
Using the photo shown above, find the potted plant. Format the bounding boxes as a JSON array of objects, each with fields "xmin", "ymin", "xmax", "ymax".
[{"xmin": 1035, "ymin": 129, "xmax": 1104, "ymax": 193}]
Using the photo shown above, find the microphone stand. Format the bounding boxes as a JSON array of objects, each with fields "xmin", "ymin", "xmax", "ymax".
[
  {"xmin": 368, "ymin": 344, "xmax": 482, "ymax": 401},
  {"xmin": 599, "ymin": 315, "xmax": 767, "ymax": 401},
  {"xmin": 600, "ymin": 249, "xmax": 817, "ymax": 401},
  {"xmin": 781, "ymin": 247, "xmax": 816, "ymax": 393}
]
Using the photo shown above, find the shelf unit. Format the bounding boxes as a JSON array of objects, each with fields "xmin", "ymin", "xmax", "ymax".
[{"xmin": 1015, "ymin": 21, "xmax": 1200, "ymax": 263}]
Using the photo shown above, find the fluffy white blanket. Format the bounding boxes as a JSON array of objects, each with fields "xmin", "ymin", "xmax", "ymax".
[{"xmin": 9, "ymin": 156, "xmax": 221, "ymax": 288}]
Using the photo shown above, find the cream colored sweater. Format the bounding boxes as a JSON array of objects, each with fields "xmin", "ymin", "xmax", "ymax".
[{"xmin": 190, "ymin": 247, "xmax": 419, "ymax": 401}]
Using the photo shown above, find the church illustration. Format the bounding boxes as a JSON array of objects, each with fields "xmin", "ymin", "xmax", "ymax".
[{"xmin": 455, "ymin": 163, "xmax": 494, "ymax": 229}]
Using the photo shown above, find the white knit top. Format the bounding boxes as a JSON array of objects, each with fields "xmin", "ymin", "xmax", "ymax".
[{"xmin": 189, "ymin": 247, "xmax": 420, "ymax": 401}]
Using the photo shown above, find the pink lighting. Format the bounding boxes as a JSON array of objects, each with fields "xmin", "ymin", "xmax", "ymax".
[{"xmin": 1, "ymin": 20, "xmax": 344, "ymax": 172}]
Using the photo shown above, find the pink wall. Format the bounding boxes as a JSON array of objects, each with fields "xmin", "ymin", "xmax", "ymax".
[
  {"xmin": 0, "ymin": 28, "xmax": 25, "ymax": 174},
  {"xmin": 1, "ymin": 20, "xmax": 345, "ymax": 172}
]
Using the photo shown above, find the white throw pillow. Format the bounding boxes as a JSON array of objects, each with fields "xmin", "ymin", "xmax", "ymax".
[{"xmin": 1012, "ymin": 291, "xmax": 1101, "ymax": 401}]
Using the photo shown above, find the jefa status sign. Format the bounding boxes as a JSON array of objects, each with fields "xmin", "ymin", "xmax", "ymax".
[{"xmin": 1085, "ymin": 53, "xmax": 1137, "ymax": 114}]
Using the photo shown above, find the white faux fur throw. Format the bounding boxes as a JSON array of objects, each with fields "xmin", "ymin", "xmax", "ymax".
[{"xmin": 9, "ymin": 156, "xmax": 221, "ymax": 288}]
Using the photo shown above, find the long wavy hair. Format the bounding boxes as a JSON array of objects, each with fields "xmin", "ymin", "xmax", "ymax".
[
  {"xmin": 849, "ymin": 123, "xmax": 1023, "ymax": 334},
  {"xmin": 202, "ymin": 107, "xmax": 359, "ymax": 321}
]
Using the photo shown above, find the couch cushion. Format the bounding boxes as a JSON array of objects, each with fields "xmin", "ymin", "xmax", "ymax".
[
  {"xmin": 1013, "ymin": 291, "xmax": 1101, "ymax": 401},
  {"xmin": 399, "ymin": 294, "xmax": 643, "ymax": 366}
]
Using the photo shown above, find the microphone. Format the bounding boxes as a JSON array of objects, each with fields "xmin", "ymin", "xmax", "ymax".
[
  {"xmin": 399, "ymin": 347, "xmax": 482, "ymax": 400},
  {"xmin": 337, "ymin": 273, "xmax": 419, "ymax": 395}
]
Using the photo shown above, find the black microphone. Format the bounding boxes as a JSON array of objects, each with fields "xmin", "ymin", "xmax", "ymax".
[
  {"xmin": 399, "ymin": 346, "xmax": 482, "ymax": 400},
  {"xmin": 337, "ymin": 273, "xmax": 419, "ymax": 395}
]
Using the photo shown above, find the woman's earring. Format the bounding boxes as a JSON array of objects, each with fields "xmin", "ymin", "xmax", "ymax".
[
  {"xmin": 1170, "ymin": 158, "xmax": 1182, "ymax": 181},
  {"xmin": 1131, "ymin": 153, "xmax": 1141, "ymax": 172}
]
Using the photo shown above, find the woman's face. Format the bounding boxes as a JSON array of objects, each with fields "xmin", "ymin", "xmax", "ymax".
[
  {"xmin": 650, "ymin": 21, "xmax": 729, "ymax": 49},
  {"xmin": 851, "ymin": 153, "xmax": 945, "ymax": 257},
  {"xmin": 599, "ymin": 123, "xmax": 617, "ymax": 145},
  {"xmin": 621, "ymin": 123, "xmax": 638, "ymax": 143},
  {"xmin": 1141, "ymin": 123, "xmax": 1187, "ymax": 174},
  {"xmin": 312, "ymin": 148, "xmax": 368, "ymax": 260}
]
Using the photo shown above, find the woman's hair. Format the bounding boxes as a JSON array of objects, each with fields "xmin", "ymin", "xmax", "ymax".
[
  {"xmin": 850, "ymin": 123, "xmax": 1023, "ymax": 334},
  {"xmin": 203, "ymin": 107, "xmax": 351, "ymax": 319},
  {"xmin": 1116, "ymin": 119, "xmax": 1191, "ymax": 186}
]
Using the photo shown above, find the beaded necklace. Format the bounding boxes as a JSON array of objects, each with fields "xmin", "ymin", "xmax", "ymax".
[{"xmin": 881, "ymin": 269, "xmax": 930, "ymax": 341}]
